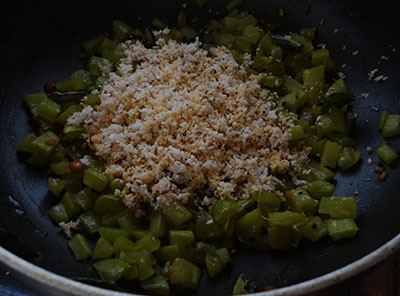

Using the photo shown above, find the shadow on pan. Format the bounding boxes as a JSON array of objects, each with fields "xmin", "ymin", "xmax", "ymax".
[{"xmin": 1, "ymin": 0, "xmax": 400, "ymax": 295}]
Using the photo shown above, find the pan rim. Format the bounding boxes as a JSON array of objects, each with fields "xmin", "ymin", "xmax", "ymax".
[{"xmin": 0, "ymin": 233, "xmax": 400, "ymax": 295}]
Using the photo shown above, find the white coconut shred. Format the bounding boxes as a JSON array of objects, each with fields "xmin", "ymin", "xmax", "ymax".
[{"xmin": 69, "ymin": 38, "xmax": 310, "ymax": 212}]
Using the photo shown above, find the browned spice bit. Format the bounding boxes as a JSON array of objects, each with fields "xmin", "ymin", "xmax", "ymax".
[
  {"xmin": 264, "ymin": 286, "xmax": 276, "ymax": 291},
  {"xmin": 79, "ymin": 52, "xmax": 88, "ymax": 60},
  {"xmin": 319, "ymin": 213, "xmax": 330, "ymax": 221},
  {"xmin": 73, "ymin": 224, "xmax": 84, "ymax": 232},
  {"xmin": 69, "ymin": 160, "xmax": 84, "ymax": 174},
  {"xmin": 378, "ymin": 171, "xmax": 388, "ymax": 181},
  {"xmin": 191, "ymin": 16, "xmax": 200, "ymax": 24},
  {"xmin": 312, "ymin": 105, "xmax": 319, "ymax": 116},
  {"xmin": 44, "ymin": 80, "xmax": 57, "ymax": 94},
  {"xmin": 374, "ymin": 166, "xmax": 385, "ymax": 174},
  {"xmin": 103, "ymin": 31, "xmax": 110, "ymax": 39},
  {"xmin": 278, "ymin": 8, "xmax": 286, "ymax": 17},
  {"xmin": 378, "ymin": 141, "xmax": 388, "ymax": 148},
  {"xmin": 45, "ymin": 138, "xmax": 57, "ymax": 146},
  {"xmin": 309, "ymin": 125, "xmax": 317, "ymax": 132}
]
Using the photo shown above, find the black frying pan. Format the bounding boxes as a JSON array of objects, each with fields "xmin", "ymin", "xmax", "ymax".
[{"xmin": 1, "ymin": 0, "xmax": 400, "ymax": 295}]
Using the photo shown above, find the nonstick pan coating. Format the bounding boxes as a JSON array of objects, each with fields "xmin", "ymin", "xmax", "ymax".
[{"xmin": 1, "ymin": 0, "xmax": 400, "ymax": 295}]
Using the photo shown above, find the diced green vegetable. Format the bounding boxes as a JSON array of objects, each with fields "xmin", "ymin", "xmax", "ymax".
[
  {"xmin": 288, "ymin": 187, "xmax": 319, "ymax": 215},
  {"xmin": 300, "ymin": 216, "xmax": 327, "ymax": 242},
  {"xmin": 338, "ymin": 147, "xmax": 360, "ymax": 171},
  {"xmin": 212, "ymin": 199, "xmax": 239, "ymax": 224},
  {"xmin": 79, "ymin": 210, "xmax": 102, "ymax": 234},
  {"xmin": 378, "ymin": 110, "xmax": 390, "ymax": 131},
  {"xmin": 325, "ymin": 218, "xmax": 359, "ymax": 241},
  {"xmin": 170, "ymin": 258, "xmax": 200, "ymax": 290},
  {"xmin": 86, "ymin": 56, "xmax": 113, "ymax": 77},
  {"xmin": 307, "ymin": 181, "xmax": 335, "ymax": 199},
  {"xmin": 141, "ymin": 275, "xmax": 170, "ymax": 296},
  {"xmin": 255, "ymin": 190, "xmax": 281, "ymax": 216},
  {"xmin": 48, "ymin": 177, "xmax": 67, "ymax": 197},
  {"xmin": 113, "ymin": 20, "xmax": 133, "ymax": 40},
  {"xmin": 233, "ymin": 275, "xmax": 255, "ymax": 295},
  {"xmin": 377, "ymin": 144, "xmax": 399, "ymax": 165},
  {"xmin": 61, "ymin": 191, "xmax": 82, "ymax": 217},
  {"xmin": 48, "ymin": 203, "xmax": 69, "ymax": 223},
  {"xmin": 98, "ymin": 226, "xmax": 130, "ymax": 243},
  {"xmin": 205, "ymin": 253, "xmax": 224, "ymax": 278},
  {"xmin": 94, "ymin": 194, "xmax": 124, "ymax": 215},
  {"xmin": 162, "ymin": 203, "xmax": 192, "ymax": 227},
  {"xmin": 93, "ymin": 258, "xmax": 130, "ymax": 282},
  {"xmin": 155, "ymin": 244, "xmax": 185, "ymax": 264},
  {"xmin": 321, "ymin": 141, "xmax": 342, "ymax": 168},
  {"xmin": 169, "ymin": 230, "xmax": 195, "ymax": 246},
  {"xmin": 382, "ymin": 114, "xmax": 400, "ymax": 137},
  {"xmin": 291, "ymin": 125, "xmax": 304, "ymax": 140},
  {"xmin": 56, "ymin": 78, "xmax": 86, "ymax": 92},
  {"xmin": 235, "ymin": 209, "xmax": 268, "ymax": 250},
  {"xmin": 318, "ymin": 196, "xmax": 357, "ymax": 219},
  {"xmin": 83, "ymin": 168, "xmax": 108, "ymax": 192},
  {"xmin": 68, "ymin": 234, "xmax": 92, "ymax": 261},
  {"xmin": 93, "ymin": 237, "xmax": 114, "ymax": 259}
]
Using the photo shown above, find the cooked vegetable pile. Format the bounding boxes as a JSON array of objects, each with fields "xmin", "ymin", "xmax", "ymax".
[{"xmin": 18, "ymin": 2, "xmax": 361, "ymax": 295}]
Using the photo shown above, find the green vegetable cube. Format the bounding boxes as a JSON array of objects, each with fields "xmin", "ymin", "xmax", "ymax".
[
  {"xmin": 48, "ymin": 177, "xmax": 67, "ymax": 197},
  {"xmin": 212, "ymin": 199, "xmax": 239, "ymax": 224},
  {"xmin": 268, "ymin": 211, "xmax": 307, "ymax": 227},
  {"xmin": 93, "ymin": 258, "xmax": 130, "ymax": 282},
  {"xmin": 83, "ymin": 168, "xmax": 108, "ymax": 192},
  {"xmin": 57, "ymin": 104, "xmax": 83, "ymax": 125},
  {"xmin": 318, "ymin": 196, "xmax": 357, "ymax": 219},
  {"xmin": 79, "ymin": 210, "xmax": 102, "ymax": 234},
  {"xmin": 205, "ymin": 253, "xmax": 223, "ymax": 278},
  {"xmin": 113, "ymin": 236, "xmax": 136, "ymax": 254},
  {"xmin": 300, "ymin": 215, "xmax": 327, "ymax": 242},
  {"xmin": 98, "ymin": 226, "xmax": 129, "ymax": 243},
  {"xmin": 378, "ymin": 110, "xmax": 390, "ymax": 131},
  {"xmin": 68, "ymin": 234, "xmax": 92, "ymax": 261},
  {"xmin": 325, "ymin": 218, "xmax": 359, "ymax": 241},
  {"xmin": 303, "ymin": 65, "xmax": 325, "ymax": 89},
  {"xmin": 288, "ymin": 187, "xmax": 319, "ymax": 215},
  {"xmin": 311, "ymin": 49, "xmax": 330, "ymax": 67},
  {"xmin": 338, "ymin": 147, "xmax": 360, "ymax": 171},
  {"xmin": 36, "ymin": 99, "xmax": 61, "ymax": 123},
  {"xmin": 169, "ymin": 230, "xmax": 195, "ymax": 246},
  {"xmin": 61, "ymin": 192, "xmax": 82, "ymax": 217},
  {"xmin": 155, "ymin": 244, "xmax": 185, "ymax": 264},
  {"xmin": 170, "ymin": 258, "xmax": 201, "ymax": 290},
  {"xmin": 18, "ymin": 133, "xmax": 37, "ymax": 153},
  {"xmin": 83, "ymin": 34, "xmax": 104, "ymax": 55},
  {"xmin": 382, "ymin": 114, "xmax": 400, "ymax": 137},
  {"xmin": 94, "ymin": 194, "xmax": 124, "ymax": 214},
  {"xmin": 93, "ymin": 237, "xmax": 114, "ymax": 259},
  {"xmin": 162, "ymin": 203, "xmax": 192, "ymax": 227},
  {"xmin": 377, "ymin": 144, "xmax": 399, "ymax": 165},
  {"xmin": 255, "ymin": 190, "xmax": 281, "ymax": 215},
  {"xmin": 86, "ymin": 56, "xmax": 113, "ymax": 77},
  {"xmin": 235, "ymin": 209, "xmax": 268, "ymax": 250},
  {"xmin": 290, "ymin": 125, "xmax": 304, "ymax": 140},
  {"xmin": 48, "ymin": 203, "xmax": 69, "ymax": 223},
  {"xmin": 307, "ymin": 180, "xmax": 335, "ymax": 199},
  {"xmin": 56, "ymin": 78, "xmax": 86, "ymax": 92},
  {"xmin": 50, "ymin": 160, "xmax": 70, "ymax": 175},
  {"xmin": 63, "ymin": 124, "xmax": 85, "ymax": 140},
  {"xmin": 141, "ymin": 275, "xmax": 170, "ymax": 296},
  {"xmin": 321, "ymin": 140, "xmax": 342, "ymax": 168},
  {"xmin": 149, "ymin": 211, "xmax": 166, "ymax": 238}
]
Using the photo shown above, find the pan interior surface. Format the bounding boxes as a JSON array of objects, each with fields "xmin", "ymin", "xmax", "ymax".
[{"xmin": 1, "ymin": 0, "xmax": 400, "ymax": 295}]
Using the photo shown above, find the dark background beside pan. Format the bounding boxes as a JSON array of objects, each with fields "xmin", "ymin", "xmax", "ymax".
[{"xmin": 1, "ymin": 0, "xmax": 400, "ymax": 295}]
